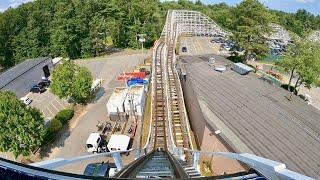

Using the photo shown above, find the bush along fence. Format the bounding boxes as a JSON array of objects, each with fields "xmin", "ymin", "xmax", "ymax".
[{"xmin": 43, "ymin": 108, "xmax": 75, "ymax": 143}]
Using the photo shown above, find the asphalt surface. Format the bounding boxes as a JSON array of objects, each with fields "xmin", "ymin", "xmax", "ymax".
[
  {"xmin": 28, "ymin": 90, "xmax": 70, "ymax": 122},
  {"xmin": 179, "ymin": 36, "xmax": 220, "ymax": 56},
  {"xmin": 42, "ymin": 53, "xmax": 145, "ymax": 174}
]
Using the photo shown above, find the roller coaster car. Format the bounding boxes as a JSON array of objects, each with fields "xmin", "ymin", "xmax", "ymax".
[{"xmin": 84, "ymin": 162, "xmax": 117, "ymax": 177}]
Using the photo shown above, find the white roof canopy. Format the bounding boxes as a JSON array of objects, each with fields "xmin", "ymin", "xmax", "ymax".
[
  {"xmin": 107, "ymin": 134, "xmax": 130, "ymax": 151},
  {"xmin": 86, "ymin": 133, "xmax": 100, "ymax": 145}
]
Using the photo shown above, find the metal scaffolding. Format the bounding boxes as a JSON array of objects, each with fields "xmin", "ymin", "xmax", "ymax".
[
  {"xmin": 308, "ymin": 30, "xmax": 320, "ymax": 41},
  {"xmin": 161, "ymin": 10, "xmax": 230, "ymax": 40}
]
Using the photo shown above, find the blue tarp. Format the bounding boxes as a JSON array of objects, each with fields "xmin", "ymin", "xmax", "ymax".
[{"xmin": 127, "ymin": 78, "xmax": 148, "ymax": 87}]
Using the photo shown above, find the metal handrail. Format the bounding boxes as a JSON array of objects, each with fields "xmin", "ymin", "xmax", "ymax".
[
  {"xmin": 30, "ymin": 146, "xmax": 313, "ymax": 180},
  {"xmin": 174, "ymin": 147, "xmax": 313, "ymax": 180},
  {"xmin": 31, "ymin": 149, "xmax": 136, "ymax": 170}
]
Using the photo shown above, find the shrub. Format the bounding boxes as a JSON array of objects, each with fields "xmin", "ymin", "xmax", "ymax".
[
  {"xmin": 47, "ymin": 118, "xmax": 63, "ymax": 133},
  {"xmin": 43, "ymin": 118, "xmax": 62, "ymax": 142},
  {"xmin": 43, "ymin": 131, "xmax": 55, "ymax": 142},
  {"xmin": 42, "ymin": 108, "xmax": 74, "ymax": 143},
  {"xmin": 55, "ymin": 109, "xmax": 74, "ymax": 124},
  {"xmin": 227, "ymin": 55, "xmax": 243, "ymax": 63}
]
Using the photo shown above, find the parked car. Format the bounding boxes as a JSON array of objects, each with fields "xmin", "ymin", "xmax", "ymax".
[
  {"xmin": 30, "ymin": 84, "xmax": 46, "ymax": 93},
  {"xmin": 182, "ymin": 46, "xmax": 187, "ymax": 52},
  {"xmin": 20, "ymin": 96, "xmax": 32, "ymax": 105},
  {"xmin": 86, "ymin": 133, "xmax": 102, "ymax": 153},
  {"xmin": 85, "ymin": 133, "xmax": 108, "ymax": 153},
  {"xmin": 38, "ymin": 79, "xmax": 51, "ymax": 87},
  {"xmin": 83, "ymin": 162, "xmax": 117, "ymax": 177}
]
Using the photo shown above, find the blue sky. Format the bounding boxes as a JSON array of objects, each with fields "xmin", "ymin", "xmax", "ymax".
[
  {"xmin": 0, "ymin": 0, "xmax": 34, "ymax": 12},
  {"xmin": 206, "ymin": 0, "xmax": 320, "ymax": 15},
  {"xmin": 1, "ymin": 0, "xmax": 320, "ymax": 15}
]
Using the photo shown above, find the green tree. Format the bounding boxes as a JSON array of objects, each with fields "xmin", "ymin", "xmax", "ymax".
[
  {"xmin": 1, "ymin": 0, "xmax": 320, "ymax": 69},
  {"xmin": 277, "ymin": 41, "xmax": 320, "ymax": 99},
  {"xmin": 276, "ymin": 38, "xmax": 303, "ymax": 90},
  {"xmin": 50, "ymin": 60, "xmax": 93, "ymax": 104},
  {"xmin": 0, "ymin": 91, "xmax": 45, "ymax": 158},
  {"xmin": 232, "ymin": 0, "xmax": 272, "ymax": 63},
  {"xmin": 293, "ymin": 42, "xmax": 320, "ymax": 90},
  {"xmin": 71, "ymin": 66, "xmax": 93, "ymax": 103}
]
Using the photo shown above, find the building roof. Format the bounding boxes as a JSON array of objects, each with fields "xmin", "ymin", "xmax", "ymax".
[
  {"xmin": 0, "ymin": 57, "xmax": 51, "ymax": 89},
  {"xmin": 180, "ymin": 54, "xmax": 320, "ymax": 178},
  {"xmin": 107, "ymin": 134, "xmax": 130, "ymax": 151},
  {"xmin": 106, "ymin": 87, "xmax": 128, "ymax": 113}
]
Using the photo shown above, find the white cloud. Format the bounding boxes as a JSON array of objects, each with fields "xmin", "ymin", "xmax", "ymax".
[{"xmin": 295, "ymin": 0, "xmax": 314, "ymax": 3}]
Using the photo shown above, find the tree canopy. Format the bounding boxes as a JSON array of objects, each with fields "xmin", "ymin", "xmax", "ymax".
[
  {"xmin": 276, "ymin": 41, "xmax": 320, "ymax": 95},
  {"xmin": 0, "ymin": 91, "xmax": 45, "ymax": 158},
  {"xmin": 50, "ymin": 60, "xmax": 93, "ymax": 104},
  {"xmin": 0, "ymin": 0, "xmax": 319, "ymax": 68},
  {"xmin": 232, "ymin": 0, "xmax": 272, "ymax": 62}
]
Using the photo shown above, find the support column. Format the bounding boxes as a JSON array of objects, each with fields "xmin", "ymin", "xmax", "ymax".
[
  {"xmin": 112, "ymin": 152, "xmax": 123, "ymax": 170},
  {"xmin": 193, "ymin": 151, "xmax": 200, "ymax": 170}
]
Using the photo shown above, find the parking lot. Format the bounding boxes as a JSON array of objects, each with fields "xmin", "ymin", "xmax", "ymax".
[
  {"xmin": 40, "ymin": 52, "xmax": 145, "ymax": 175},
  {"xmin": 179, "ymin": 36, "xmax": 220, "ymax": 56},
  {"xmin": 28, "ymin": 90, "xmax": 70, "ymax": 123}
]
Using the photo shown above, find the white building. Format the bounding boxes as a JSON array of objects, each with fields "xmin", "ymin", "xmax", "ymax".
[
  {"xmin": 106, "ymin": 87, "xmax": 128, "ymax": 116},
  {"xmin": 124, "ymin": 85, "xmax": 146, "ymax": 117}
]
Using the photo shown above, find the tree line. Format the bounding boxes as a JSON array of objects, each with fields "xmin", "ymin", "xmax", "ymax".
[
  {"xmin": 0, "ymin": 0, "xmax": 319, "ymax": 68},
  {"xmin": 0, "ymin": 0, "xmax": 320, "ymax": 160}
]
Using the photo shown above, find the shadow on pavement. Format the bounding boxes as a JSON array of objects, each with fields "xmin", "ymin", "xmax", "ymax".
[
  {"xmin": 92, "ymin": 87, "xmax": 105, "ymax": 103},
  {"xmin": 39, "ymin": 123, "xmax": 72, "ymax": 158}
]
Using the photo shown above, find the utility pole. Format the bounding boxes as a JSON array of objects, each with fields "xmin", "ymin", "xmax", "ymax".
[{"xmin": 138, "ymin": 34, "xmax": 146, "ymax": 64}]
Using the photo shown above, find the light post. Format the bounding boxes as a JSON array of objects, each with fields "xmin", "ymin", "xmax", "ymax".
[{"xmin": 138, "ymin": 34, "xmax": 146, "ymax": 64}]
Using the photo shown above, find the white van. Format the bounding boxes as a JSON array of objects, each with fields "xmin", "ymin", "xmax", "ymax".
[{"xmin": 86, "ymin": 133, "xmax": 102, "ymax": 153}]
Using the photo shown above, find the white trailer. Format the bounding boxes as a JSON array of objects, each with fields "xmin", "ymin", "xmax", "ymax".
[
  {"xmin": 124, "ymin": 85, "xmax": 146, "ymax": 116},
  {"xmin": 106, "ymin": 87, "xmax": 128, "ymax": 116}
]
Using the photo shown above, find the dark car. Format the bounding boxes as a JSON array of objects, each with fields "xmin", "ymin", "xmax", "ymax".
[
  {"xmin": 30, "ymin": 84, "xmax": 46, "ymax": 93},
  {"xmin": 38, "ymin": 79, "xmax": 51, "ymax": 87},
  {"xmin": 84, "ymin": 162, "xmax": 117, "ymax": 177},
  {"xmin": 182, "ymin": 47, "xmax": 187, "ymax": 52}
]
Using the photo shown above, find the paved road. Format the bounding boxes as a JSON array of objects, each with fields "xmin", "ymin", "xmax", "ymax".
[{"xmin": 42, "ymin": 53, "xmax": 145, "ymax": 174}]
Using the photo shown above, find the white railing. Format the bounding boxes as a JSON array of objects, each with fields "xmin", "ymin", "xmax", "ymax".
[
  {"xmin": 29, "ymin": 147, "xmax": 313, "ymax": 179},
  {"xmin": 177, "ymin": 147, "xmax": 313, "ymax": 180},
  {"xmin": 161, "ymin": 10, "xmax": 231, "ymax": 38}
]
